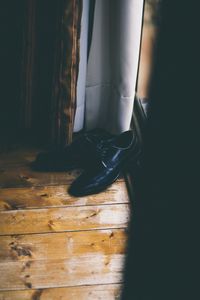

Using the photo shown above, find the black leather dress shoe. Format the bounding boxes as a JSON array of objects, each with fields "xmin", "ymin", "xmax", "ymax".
[
  {"xmin": 31, "ymin": 129, "xmax": 114, "ymax": 172},
  {"xmin": 68, "ymin": 130, "xmax": 140, "ymax": 196}
]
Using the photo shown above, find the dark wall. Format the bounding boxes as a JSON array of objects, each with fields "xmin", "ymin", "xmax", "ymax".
[
  {"xmin": 0, "ymin": 1, "xmax": 25, "ymax": 144},
  {"xmin": 32, "ymin": 0, "xmax": 58, "ymax": 144},
  {"xmin": 0, "ymin": 1, "xmax": 59, "ymax": 147},
  {"xmin": 122, "ymin": 1, "xmax": 199, "ymax": 299}
]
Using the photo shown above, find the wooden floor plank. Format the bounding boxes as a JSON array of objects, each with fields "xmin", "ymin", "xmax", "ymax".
[
  {"xmin": 0, "ymin": 229, "xmax": 127, "ymax": 263},
  {"xmin": 0, "ymin": 166, "xmax": 81, "ymax": 189},
  {"xmin": 0, "ymin": 147, "xmax": 124, "ymax": 189},
  {"xmin": 0, "ymin": 230, "xmax": 126, "ymax": 290},
  {"xmin": 0, "ymin": 255, "xmax": 124, "ymax": 290},
  {"xmin": 0, "ymin": 204, "xmax": 130, "ymax": 235},
  {"xmin": 0, "ymin": 283, "xmax": 122, "ymax": 300},
  {"xmin": 0, "ymin": 166, "xmax": 124, "ymax": 189},
  {"xmin": 0, "ymin": 147, "xmax": 41, "ymax": 166},
  {"xmin": 0, "ymin": 181, "xmax": 129, "ymax": 211}
]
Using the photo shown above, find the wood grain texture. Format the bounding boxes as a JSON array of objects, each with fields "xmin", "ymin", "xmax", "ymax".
[
  {"xmin": 0, "ymin": 147, "xmax": 40, "ymax": 166},
  {"xmin": 0, "ymin": 230, "xmax": 126, "ymax": 290},
  {"xmin": 0, "ymin": 147, "xmax": 124, "ymax": 189},
  {"xmin": 0, "ymin": 256, "xmax": 124, "ymax": 291},
  {"xmin": 0, "ymin": 284, "xmax": 122, "ymax": 300},
  {"xmin": 0, "ymin": 181, "xmax": 129, "ymax": 211},
  {"xmin": 20, "ymin": 0, "xmax": 36, "ymax": 130},
  {"xmin": 0, "ymin": 147, "xmax": 80, "ymax": 188},
  {"xmin": 0, "ymin": 230, "xmax": 127, "ymax": 262},
  {"xmin": 0, "ymin": 160, "xmax": 124, "ymax": 189},
  {"xmin": 0, "ymin": 204, "xmax": 130, "ymax": 235},
  {"xmin": 51, "ymin": 0, "xmax": 82, "ymax": 146},
  {"xmin": 0, "ymin": 166, "xmax": 81, "ymax": 189}
]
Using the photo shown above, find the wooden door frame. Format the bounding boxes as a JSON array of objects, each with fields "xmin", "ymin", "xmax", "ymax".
[
  {"xmin": 51, "ymin": 0, "xmax": 83, "ymax": 147},
  {"xmin": 20, "ymin": 0, "xmax": 82, "ymax": 147}
]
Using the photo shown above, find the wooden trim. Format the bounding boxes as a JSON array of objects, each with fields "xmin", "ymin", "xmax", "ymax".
[
  {"xmin": 51, "ymin": 0, "xmax": 83, "ymax": 147},
  {"xmin": 126, "ymin": 97, "xmax": 146, "ymax": 205},
  {"xmin": 131, "ymin": 96, "xmax": 147, "ymax": 145},
  {"xmin": 19, "ymin": 1, "xmax": 82, "ymax": 146},
  {"xmin": 20, "ymin": 0, "xmax": 36, "ymax": 130}
]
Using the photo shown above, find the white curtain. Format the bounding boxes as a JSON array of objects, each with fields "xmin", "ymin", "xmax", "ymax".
[
  {"xmin": 74, "ymin": 0, "xmax": 144, "ymax": 134},
  {"xmin": 73, "ymin": 0, "xmax": 90, "ymax": 132}
]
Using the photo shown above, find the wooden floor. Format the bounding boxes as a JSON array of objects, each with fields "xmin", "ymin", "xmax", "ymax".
[{"xmin": 0, "ymin": 146, "xmax": 130, "ymax": 300}]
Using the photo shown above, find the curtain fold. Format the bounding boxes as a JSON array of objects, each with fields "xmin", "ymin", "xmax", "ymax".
[{"xmin": 73, "ymin": 0, "xmax": 90, "ymax": 132}]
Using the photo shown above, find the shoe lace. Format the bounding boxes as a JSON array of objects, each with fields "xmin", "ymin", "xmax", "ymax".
[
  {"xmin": 96, "ymin": 139, "xmax": 113, "ymax": 162},
  {"xmin": 85, "ymin": 135, "xmax": 114, "ymax": 167}
]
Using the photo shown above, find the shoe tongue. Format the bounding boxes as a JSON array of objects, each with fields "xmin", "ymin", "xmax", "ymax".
[{"xmin": 79, "ymin": 135, "xmax": 101, "ymax": 156}]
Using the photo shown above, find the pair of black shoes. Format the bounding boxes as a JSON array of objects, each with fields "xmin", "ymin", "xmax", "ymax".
[{"xmin": 31, "ymin": 129, "xmax": 140, "ymax": 196}]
